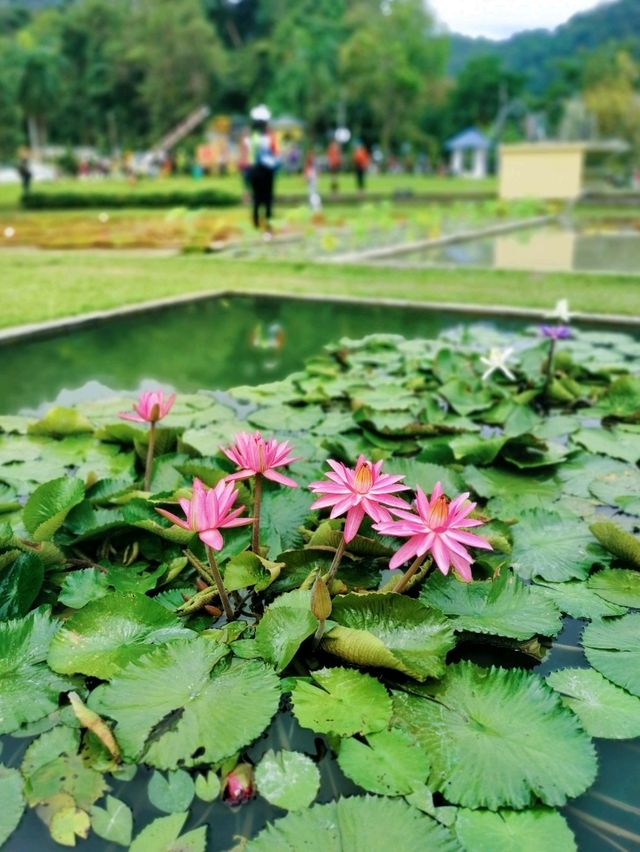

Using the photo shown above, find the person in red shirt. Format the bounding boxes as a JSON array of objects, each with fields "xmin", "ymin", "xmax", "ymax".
[
  {"xmin": 353, "ymin": 143, "xmax": 370, "ymax": 192},
  {"xmin": 327, "ymin": 140, "xmax": 342, "ymax": 193}
]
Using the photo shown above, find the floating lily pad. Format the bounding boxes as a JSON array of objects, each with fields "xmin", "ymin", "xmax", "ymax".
[
  {"xmin": 22, "ymin": 476, "xmax": 85, "ymax": 542},
  {"xmin": 582, "ymin": 615, "xmax": 640, "ymax": 696},
  {"xmin": 0, "ymin": 610, "xmax": 73, "ymax": 734},
  {"xmin": 147, "ymin": 769, "xmax": 195, "ymax": 813},
  {"xmin": 48, "ymin": 593, "xmax": 193, "ymax": 679},
  {"xmin": 533, "ymin": 579, "xmax": 627, "ymax": 619},
  {"xmin": 247, "ymin": 795, "xmax": 457, "ymax": 851},
  {"xmin": 392, "ymin": 662, "xmax": 597, "ymax": 810},
  {"xmin": 0, "ymin": 765, "xmax": 25, "ymax": 848},
  {"xmin": 420, "ymin": 570, "xmax": 562, "ymax": 640},
  {"xmin": 90, "ymin": 638, "xmax": 279, "ymax": 769},
  {"xmin": 455, "ymin": 808, "xmax": 577, "ymax": 852},
  {"xmin": 587, "ymin": 569, "xmax": 640, "ymax": 608},
  {"xmin": 129, "ymin": 811, "xmax": 206, "ymax": 852},
  {"xmin": 337, "ymin": 728, "xmax": 430, "ymax": 796},
  {"xmin": 90, "ymin": 795, "xmax": 133, "ymax": 847},
  {"xmin": 547, "ymin": 668, "xmax": 640, "ymax": 739},
  {"xmin": 572, "ymin": 427, "xmax": 640, "ymax": 463},
  {"xmin": 323, "ymin": 593, "xmax": 455, "ymax": 681},
  {"xmin": 510, "ymin": 509, "xmax": 606, "ymax": 582},
  {"xmin": 255, "ymin": 750, "xmax": 320, "ymax": 811},
  {"xmin": 254, "ymin": 590, "xmax": 318, "ymax": 672},
  {"xmin": 291, "ymin": 667, "xmax": 392, "ymax": 737}
]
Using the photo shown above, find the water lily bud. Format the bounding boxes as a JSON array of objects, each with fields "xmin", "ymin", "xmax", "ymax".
[
  {"xmin": 223, "ymin": 763, "xmax": 254, "ymax": 805},
  {"xmin": 311, "ymin": 575, "xmax": 332, "ymax": 621}
]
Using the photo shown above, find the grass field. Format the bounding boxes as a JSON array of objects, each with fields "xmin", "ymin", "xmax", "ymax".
[
  {"xmin": 0, "ymin": 250, "xmax": 637, "ymax": 331},
  {"xmin": 0, "ymin": 173, "xmax": 498, "ymax": 211}
]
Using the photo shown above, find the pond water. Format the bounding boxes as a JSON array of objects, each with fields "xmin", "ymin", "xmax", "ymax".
[
  {"xmin": 0, "ymin": 294, "xmax": 540, "ymax": 415},
  {"xmin": 373, "ymin": 224, "xmax": 640, "ymax": 275},
  {"xmin": 2, "ymin": 294, "xmax": 639, "ymax": 850}
]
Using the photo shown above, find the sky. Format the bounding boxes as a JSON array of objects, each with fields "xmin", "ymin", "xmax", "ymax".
[{"xmin": 430, "ymin": 0, "xmax": 607, "ymax": 40}]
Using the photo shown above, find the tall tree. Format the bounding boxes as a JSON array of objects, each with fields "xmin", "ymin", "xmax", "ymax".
[{"xmin": 339, "ymin": 0, "xmax": 447, "ymax": 153}]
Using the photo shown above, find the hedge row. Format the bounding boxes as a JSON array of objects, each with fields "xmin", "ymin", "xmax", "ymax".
[{"xmin": 21, "ymin": 188, "xmax": 241, "ymax": 210}]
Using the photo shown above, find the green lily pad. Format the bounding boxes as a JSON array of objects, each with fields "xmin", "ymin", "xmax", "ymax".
[
  {"xmin": 337, "ymin": 728, "xmax": 430, "ymax": 796},
  {"xmin": 255, "ymin": 750, "xmax": 320, "ymax": 811},
  {"xmin": 254, "ymin": 589, "xmax": 318, "ymax": 672},
  {"xmin": 47, "ymin": 593, "xmax": 193, "ymax": 678},
  {"xmin": 247, "ymin": 795, "xmax": 458, "ymax": 851},
  {"xmin": 129, "ymin": 811, "xmax": 206, "ymax": 852},
  {"xmin": 49, "ymin": 806, "xmax": 91, "ymax": 846},
  {"xmin": 89, "ymin": 638, "xmax": 279, "ymax": 769},
  {"xmin": 90, "ymin": 795, "xmax": 133, "ymax": 847},
  {"xmin": 194, "ymin": 771, "xmax": 220, "ymax": 803},
  {"xmin": 572, "ymin": 427, "xmax": 640, "ymax": 463},
  {"xmin": 22, "ymin": 476, "xmax": 85, "ymax": 542},
  {"xmin": 587, "ymin": 569, "xmax": 640, "ymax": 608},
  {"xmin": 0, "ymin": 552, "xmax": 44, "ymax": 620},
  {"xmin": 582, "ymin": 614, "xmax": 640, "ymax": 696},
  {"xmin": 533, "ymin": 579, "xmax": 627, "ymax": 619},
  {"xmin": 455, "ymin": 808, "xmax": 577, "ymax": 852},
  {"xmin": 148, "ymin": 769, "xmax": 195, "ymax": 813},
  {"xmin": 392, "ymin": 662, "xmax": 597, "ymax": 810},
  {"xmin": 510, "ymin": 509, "xmax": 606, "ymax": 582},
  {"xmin": 420, "ymin": 570, "xmax": 562, "ymax": 640},
  {"xmin": 547, "ymin": 667, "xmax": 640, "ymax": 739},
  {"xmin": 0, "ymin": 765, "xmax": 25, "ymax": 848},
  {"xmin": 323, "ymin": 593, "xmax": 455, "ymax": 681},
  {"xmin": 291, "ymin": 667, "xmax": 392, "ymax": 737},
  {"xmin": 0, "ymin": 610, "xmax": 73, "ymax": 734}
]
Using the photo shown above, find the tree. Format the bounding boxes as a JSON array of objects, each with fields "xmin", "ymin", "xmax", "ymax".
[
  {"xmin": 339, "ymin": 0, "xmax": 447, "ymax": 153},
  {"xmin": 447, "ymin": 55, "xmax": 525, "ymax": 133},
  {"xmin": 583, "ymin": 48, "xmax": 640, "ymax": 155}
]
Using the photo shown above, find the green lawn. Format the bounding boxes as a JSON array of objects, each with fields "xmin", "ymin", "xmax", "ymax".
[
  {"xmin": 0, "ymin": 250, "xmax": 637, "ymax": 331},
  {"xmin": 0, "ymin": 173, "xmax": 497, "ymax": 211}
]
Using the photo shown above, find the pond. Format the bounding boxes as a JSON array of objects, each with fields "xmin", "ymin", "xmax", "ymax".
[
  {"xmin": 0, "ymin": 294, "xmax": 539, "ymax": 415},
  {"xmin": 371, "ymin": 223, "xmax": 640, "ymax": 275},
  {"xmin": 1, "ymin": 297, "xmax": 639, "ymax": 851}
]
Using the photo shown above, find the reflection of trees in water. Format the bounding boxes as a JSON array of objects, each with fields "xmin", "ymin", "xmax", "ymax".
[{"xmin": 0, "ymin": 296, "xmax": 532, "ymax": 414}]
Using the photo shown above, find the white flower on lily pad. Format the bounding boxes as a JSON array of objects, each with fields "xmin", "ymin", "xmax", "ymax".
[
  {"xmin": 546, "ymin": 298, "xmax": 571, "ymax": 323},
  {"xmin": 480, "ymin": 347, "xmax": 516, "ymax": 381}
]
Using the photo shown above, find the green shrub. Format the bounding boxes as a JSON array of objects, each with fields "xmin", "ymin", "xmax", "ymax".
[{"xmin": 22, "ymin": 187, "xmax": 240, "ymax": 210}]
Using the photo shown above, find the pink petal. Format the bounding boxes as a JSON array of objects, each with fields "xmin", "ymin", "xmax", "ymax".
[
  {"xmin": 156, "ymin": 508, "xmax": 191, "ymax": 530},
  {"xmin": 263, "ymin": 469, "xmax": 298, "ymax": 488},
  {"xmin": 199, "ymin": 529, "xmax": 224, "ymax": 550},
  {"xmin": 344, "ymin": 504, "xmax": 365, "ymax": 542},
  {"xmin": 431, "ymin": 536, "xmax": 451, "ymax": 576},
  {"xmin": 226, "ymin": 469, "xmax": 255, "ymax": 481},
  {"xmin": 118, "ymin": 411, "xmax": 146, "ymax": 423},
  {"xmin": 329, "ymin": 494, "xmax": 358, "ymax": 518},
  {"xmin": 310, "ymin": 494, "xmax": 342, "ymax": 511},
  {"xmin": 450, "ymin": 529, "xmax": 493, "ymax": 550},
  {"xmin": 389, "ymin": 537, "xmax": 421, "ymax": 570}
]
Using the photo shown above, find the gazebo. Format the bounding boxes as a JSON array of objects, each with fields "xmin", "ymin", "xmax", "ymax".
[{"xmin": 446, "ymin": 128, "xmax": 490, "ymax": 179}]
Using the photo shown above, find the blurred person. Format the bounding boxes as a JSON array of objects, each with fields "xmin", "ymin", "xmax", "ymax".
[
  {"xmin": 17, "ymin": 152, "xmax": 32, "ymax": 194},
  {"xmin": 327, "ymin": 139, "xmax": 342, "ymax": 192},
  {"xmin": 238, "ymin": 128, "xmax": 252, "ymax": 200},
  {"xmin": 248, "ymin": 104, "xmax": 279, "ymax": 232},
  {"xmin": 353, "ymin": 142, "xmax": 370, "ymax": 191},
  {"xmin": 304, "ymin": 150, "xmax": 322, "ymax": 211}
]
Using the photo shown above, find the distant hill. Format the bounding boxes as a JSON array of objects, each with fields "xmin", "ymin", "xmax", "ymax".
[{"xmin": 448, "ymin": 0, "xmax": 640, "ymax": 91}]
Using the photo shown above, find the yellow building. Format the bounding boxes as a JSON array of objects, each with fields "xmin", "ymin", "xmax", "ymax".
[{"xmin": 499, "ymin": 143, "xmax": 586, "ymax": 200}]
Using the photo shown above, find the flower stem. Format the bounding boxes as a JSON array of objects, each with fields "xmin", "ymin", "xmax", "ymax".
[
  {"xmin": 393, "ymin": 554, "xmax": 427, "ymax": 594},
  {"xmin": 251, "ymin": 474, "xmax": 262, "ymax": 554},
  {"xmin": 206, "ymin": 546, "xmax": 234, "ymax": 621},
  {"xmin": 312, "ymin": 619, "xmax": 326, "ymax": 649},
  {"xmin": 144, "ymin": 421, "xmax": 156, "ymax": 492},
  {"xmin": 543, "ymin": 338, "xmax": 556, "ymax": 398},
  {"xmin": 325, "ymin": 536, "xmax": 346, "ymax": 586},
  {"xmin": 184, "ymin": 548, "xmax": 215, "ymax": 586}
]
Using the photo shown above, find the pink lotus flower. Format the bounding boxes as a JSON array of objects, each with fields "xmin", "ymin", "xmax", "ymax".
[
  {"xmin": 223, "ymin": 764, "xmax": 254, "ymax": 805},
  {"xmin": 374, "ymin": 482, "xmax": 492, "ymax": 582},
  {"xmin": 156, "ymin": 477, "xmax": 252, "ymax": 550},
  {"xmin": 309, "ymin": 455, "xmax": 410, "ymax": 543},
  {"xmin": 223, "ymin": 432, "xmax": 299, "ymax": 488},
  {"xmin": 119, "ymin": 390, "xmax": 175, "ymax": 424}
]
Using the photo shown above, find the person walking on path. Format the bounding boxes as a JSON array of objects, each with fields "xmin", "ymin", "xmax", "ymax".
[
  {"xmin": 248, "ymin": 104, "xmax": 279, "ymax": 232},
  {"xmin": 353, "ymin": 142, "xmax": 370, "ymax": 192},
  {"xmin": 304, "ymin": 150, "xmax": 322, "ymax": 211}
]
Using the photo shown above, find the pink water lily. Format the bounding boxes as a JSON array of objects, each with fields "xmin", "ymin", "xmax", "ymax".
[
  {"xmin": 223, "ymin": 432, "xmax": 299, "ymax": 488},
  {"xmin": 375, "ymin": 482, "xmax": 492, "ymax": 582},
  {"xmin": 156, "ymin": 477, "xmax": 252, "ymax": 550},
  {"xmin": 309, "ymin": 455, "xmax": 410, "ymax": 543},
  {"xmin": 118, "ymin": 390, "xmax": 176, "ymax": 424}
]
